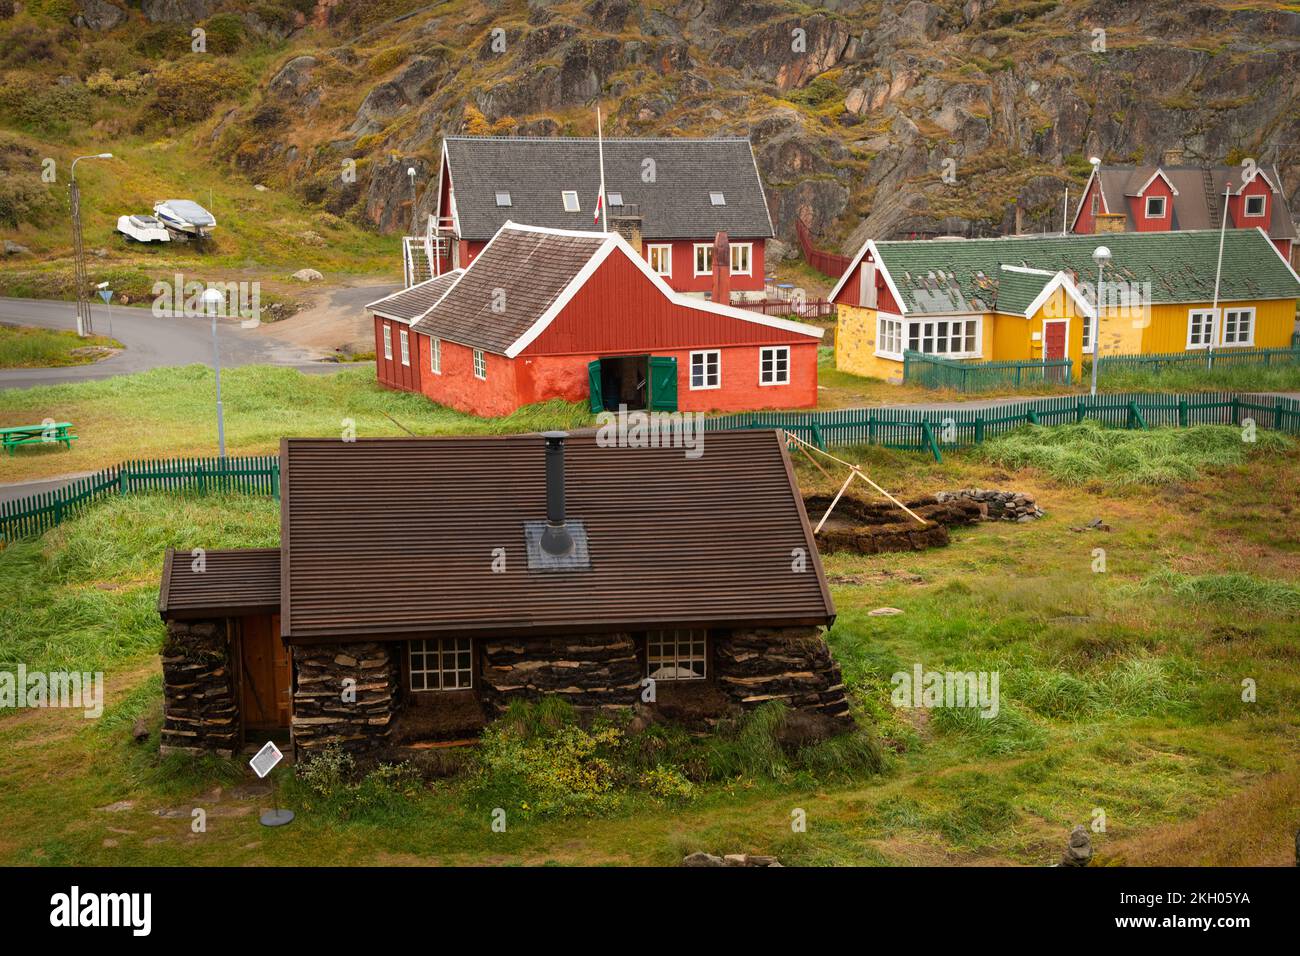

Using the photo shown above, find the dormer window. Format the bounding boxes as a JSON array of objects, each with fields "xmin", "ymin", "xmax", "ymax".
[
  {"xmin": 607, "ymin": 192, "xmax": 623, "ymax": 206},
  {"xmin": 709, "ymin": 192, "xmax": 726, "ymax": 206},
  {"xmin": 1244, "ymin": 194, "xmax": 1266, "ymax": 217},
  {"xmin": 495, "ymin": 191, "xmax": 512, "ymax": 207},
  {"xmin": 1145, "ymin": 196, "xmax": 1166, "ymax": 218},
  {"xmin": 562, "ymin": 191, "xmax": 580, "ymax": 212}
]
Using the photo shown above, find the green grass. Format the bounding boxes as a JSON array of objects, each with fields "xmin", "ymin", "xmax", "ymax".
[
  {"xmin": 1095, "ymin": 361, "xmax": 1300, "ymax": 393},
  {"xmin": 1, "ymin": 384, "xmax": 1299, "ymax": 866},
  {"xmin": 0, "ymin": 323, "xmax": 122, "ymax": 368},
  {"xmin": 976, "ymin": 420, "xmax": 1293, "ymax": 484},
  {"xmin": 0, "ymin": 364, "xmax": 591, "ymax": 482}
]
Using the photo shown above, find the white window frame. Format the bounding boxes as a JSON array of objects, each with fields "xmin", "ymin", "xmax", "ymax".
[
  {"xmin": 1082, "ymin": 312, "xmax": 1094, "ymax": 354},
  {"xmin": 1243, "ymin": 194, "xmax": 1266, "ymax": 218},
  {"xmin": 1145, "ymin": 195, "xmax": 1166, "ymax": 218},
  {"xmin": 689, "ymin": 349, "xmax": 720, "ymax": 390},
  {"xmin": 430, "ymin": 336, "xmax": 442, "ymax": 374},
  {"xmin": 561, "ymin": 190, "xmax": 580, "ymax": 212},
  {"xmin": 646, "ymin": 629, "xmax": 707, "ymax": 681},
  {"xmin": 693, "ymin": 243, "xmax": 713, "ymax": 277},
  {"xmin": 1221, "ymin": 307, "xmax": 1255, "ymax": 347},
  {"xmin": 729, "ymin": 242, "xmax": 752, "ymax": 276},
  {"xmin": 473, "ymin": 348, "xmax": 487, "ymax": 379},
  {"xmin": 495, "ymin": 191, "xmax": 512, "ymax": 207},
  {"xmin": 709, "ymin": 192, "xmax": 726, "ymax": 206},
  {"xmin": 882, "ymin": 317, "xmax": 981, "ymax": 360},
  {"xmin": 399, "ymin": 328, "xmax": 410, "ymax": 366},
  {"xmin": 607, "ymin": 191, "xmax": 623, "ymax": 206},
  {"xmin": 875, "ymin": 314, "xmax": 905, "ymax": 360},
  {"xmin": 409, "ymin": 638, "xmax": 473, "ymax": 692},
  {"xmin": 383, "ymin": 323, "xmax": 393, "ymax": 360},
  {"xmin": 759, "ymin": 346, "xmax": 790, "ymax": 386},
  {"xmin": 1186, "ymin": 309, "xmax": 1216, "ymax": 350},
  {"xmin": 647, "ymin": 243, "xmax": 672, "ymax": 277}
]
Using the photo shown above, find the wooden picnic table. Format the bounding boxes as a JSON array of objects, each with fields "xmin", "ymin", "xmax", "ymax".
[{"xmin": 1, "ymin": 422, "xmax": 78, "ymax": 454}]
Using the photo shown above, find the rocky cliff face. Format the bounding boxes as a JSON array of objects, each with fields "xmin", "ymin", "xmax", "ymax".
[{"xmin": 52, "ymin": 0, "xmax": 1300, "ymax": 251}]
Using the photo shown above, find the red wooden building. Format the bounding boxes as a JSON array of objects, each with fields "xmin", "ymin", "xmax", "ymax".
[
  {"xmin": 1071, "ymin": 153, "xmax": 1296, "ymax": 261},
  {"xmin": 370, "ymin": 223, "xmax": 823, "ymax": 417},
  {"xmin": 422, "ymin": 135, "xmax": 775, "ymax": 300}
]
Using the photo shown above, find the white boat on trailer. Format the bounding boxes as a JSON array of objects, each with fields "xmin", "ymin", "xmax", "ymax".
[
  {"xmin": 153, "ymin": 199, "xmax": 217, "ymax": 238},
  {"xmin": 116, "ymin": 213, "xmax": 171, "ymax": 243}
]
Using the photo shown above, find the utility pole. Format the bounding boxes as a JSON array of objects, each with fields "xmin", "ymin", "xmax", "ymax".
[{"xmin": 69, "ymin": 153, "xmax": 112, "ymax": 337}]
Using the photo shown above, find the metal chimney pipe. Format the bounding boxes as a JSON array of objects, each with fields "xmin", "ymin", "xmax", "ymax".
[{"xmin": 540, "ymin": 431, "xmax": 573, "ymax": 556}]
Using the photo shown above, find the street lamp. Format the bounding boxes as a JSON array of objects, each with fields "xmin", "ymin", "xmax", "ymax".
[
  {"xmin": 69, "ymin": 153, "xmax": 113, "ymax": 337},
  {"xmin": 407, "ymin": 166, "xmax": 418, "ymax": 235},
  {"xmin": 1090, "ymin": 244, "xmax": 1111, "ymax": 397},
  {"xmin": 202, "ymin": 287, "xmax": 227, "ymax": 458}
]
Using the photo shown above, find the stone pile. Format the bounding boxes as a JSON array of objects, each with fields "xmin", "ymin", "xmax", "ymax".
[
  {"xmin": 682, "ymin": 852, "xmax": 782, "ymax": 867},
  {"xmin": 935, "ymin": 489, "xmax": 1044, "ymax": 522},
  {"xmin": 478, "ymin": 634, "xmax": 642, "ymax": 716},
  {"xmin": 291, "ymin": 642, "xmax": 401, "ymax": 756},
  {"xmin": 160, "ymin": 619, "xmax": 239, "ymax": 758},
  {"xmin": 713, "ymin": 627, "xmax": 853, "ymax": 727}
]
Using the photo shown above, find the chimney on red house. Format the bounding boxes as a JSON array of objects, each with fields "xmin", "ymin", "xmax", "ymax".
[{"xmin": 711, "ymin": 231, "xmax": 730, "ymax": 304}]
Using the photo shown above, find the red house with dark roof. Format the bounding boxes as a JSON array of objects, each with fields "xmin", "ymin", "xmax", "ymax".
[
  {"xmin": 420, "ymin": 135, "xmax": 775, "ymax": 300},
  {"xmin": 1072, "ymin": 154, "xmax": 1296, "ymax": 261},
  {"xmin": 371, "ymin": 222, "xmax": 823, "ymax": 417}
]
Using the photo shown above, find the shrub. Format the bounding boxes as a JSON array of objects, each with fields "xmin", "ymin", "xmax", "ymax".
[
  {"xmin": 291, "ymin": 746, "xmax": 422, "ymax": 821},
  {"xmin": 0, "ymin": 79, "xmax": 92, "ymax": 132},
  {"xmin": 147, "ymin": 60, "xmax": 251, "ymax": 125},
  {"xmin": 638, "ymin": 764, "xmax": 695, "ymax": 801},
  {"xmin": 201, "ymin": 13, "xmax": 247, "ymax": 55}
]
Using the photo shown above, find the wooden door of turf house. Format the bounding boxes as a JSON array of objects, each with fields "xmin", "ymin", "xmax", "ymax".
[{"xmin": 238, "ymin": 614, "xmax": 291, "ymax": 734}]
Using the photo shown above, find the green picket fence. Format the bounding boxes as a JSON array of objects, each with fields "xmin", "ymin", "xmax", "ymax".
[
  {"xmin": 706, "ymin": 392, "xmax": 1300, "ymax": 462},
  {"xmin": 903, "ymin": 351, "xmax": 1073, "ymax": 392},
  {"xmin": 1096, "ymin": 346, "xmax": 1300, "ymax": 375},
  {"xmin": 0, "ymin": 455, "xmax": 280, "ymax": 541}
]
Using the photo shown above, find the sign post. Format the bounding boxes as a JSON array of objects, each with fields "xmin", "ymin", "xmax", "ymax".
[{"xmin": 250, "ymin": 741, "xmax": 294, "ymax": 827}]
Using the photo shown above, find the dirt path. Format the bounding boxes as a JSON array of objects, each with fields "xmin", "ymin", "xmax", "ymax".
[{"xmin": 264, "ymin": 281, "xmax": 400, "ymax": 355}]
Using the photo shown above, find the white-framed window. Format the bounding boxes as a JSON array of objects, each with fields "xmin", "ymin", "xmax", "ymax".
[
  {"xmin": 693, "ymin": 243, "xmax": 713, "ymax": 276},
  {"xmin": 876, "ymin": 315, "xmax": 905, "ymax": 359},
  {"xmin": 409, "ymin": 638, "xmax": 473, "ymax": 691},
  {"xmin": 709, "ymin": 192, "xmax": 726, "ymax": 206},
  {"xmin": 1244, "ymin": 194, "xmax": 1266, "ymax": 217},
  {"xmin": 383, "ymin": 323, "xmax": 393, "ymax": 360},
  {"xmin": 473, "ymin": 348, "xmax": 487, "ymax": 379},
  {"xmin": 906, "ymin": 318, "xmax": 980, "ymax": 357},
  {"xmin": 430, "ymin": 336, "xmax": 442, "ymax": 374},
  {"xmin": 690, "ymin": 350, "xmax": 720, "ymax": 390},
  {"xmin": 1222, "ymin": 307, "xmax": 1255, "ymax": 347},
  {"xmin": 647, "ymin": 244, "xmax": 672, "ymax": 277},
  {"xmin": 495, "ymin": 191, "xmax": 512, "ymax": 207},
  {"xmin": 399, "ymin": 328, "xmax": 410, "ymax": 366},
  {"xmin": 1145, "ymin": 196, "xmax": 1166, "ymax": 218},
  {"xmin": 729, "ymin": 242, "xmax": 752, "ymax": 276},
  {"xmin": 646, "ymin": 629, "xmax": 706, "ymax": 680},
  {"xmin": 561, "ymin": 190, "xmax": 580, "ymax": 212},
  {"xmin": 759, "ymin": 346, "xmax": 790, "ymax": 385},
  {"xmin": 1187, "ymin": 309, "xmax": 1216, "ymax": 349},
  {"xmin": 607, "ymin": 191, "xmax": 623, "ymax": 206}
]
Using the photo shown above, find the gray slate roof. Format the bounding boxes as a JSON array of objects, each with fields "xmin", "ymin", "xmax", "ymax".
[
  {"xmin": 367, "ymin": 270, "xmax": 464, "ymax": 322},
  {"xmin": 443, "ymin": 136, "xmax": 774, "ymax": 241},
  {"xmin": 410, "ymin": 225, "xmax": 608, "ymax": 353}
]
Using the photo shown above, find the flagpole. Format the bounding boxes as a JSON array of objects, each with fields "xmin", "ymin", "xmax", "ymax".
[
  {"xmin": 1208, "ymin": 184, "xmax": 1229, "ymax": 371},
  {"xmin": 597, "ymin": 105, "xmax": 607, "ymax": 233}
]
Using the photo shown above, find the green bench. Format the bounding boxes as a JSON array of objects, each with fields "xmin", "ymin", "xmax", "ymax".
[{"xmin": 1, "ymin": 422, "xmax": 78, "ymax": 455}]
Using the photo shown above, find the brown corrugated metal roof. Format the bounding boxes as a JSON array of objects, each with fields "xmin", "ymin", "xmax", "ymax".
[
  {"xmin": 159, "ymin": 547, "xmax": 280, "ymax": 619},
  {"xmin": 367, "ymin": 270, "xmax": 464, "ymax": 323},
  {"xmin": 409, "ymin": 224, "xmax": 609, "ymax": 353},
  {"xmin": 279, "ymin": 430, "xmax": 833, "ymax": 643}
]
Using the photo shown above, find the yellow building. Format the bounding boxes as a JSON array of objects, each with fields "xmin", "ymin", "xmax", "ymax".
[{"xmin": 828, "ymin": 228, "xmax": 1300, "ymax": 383}]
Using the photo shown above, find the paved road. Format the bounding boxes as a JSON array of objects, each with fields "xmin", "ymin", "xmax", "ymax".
[
  {"xmin": 0, "ymin": 472, "xmax": 96, "ymax": 505},
  {"xmin": 0, "ymin": 296, "xmax": 359, "ymax": 389}
]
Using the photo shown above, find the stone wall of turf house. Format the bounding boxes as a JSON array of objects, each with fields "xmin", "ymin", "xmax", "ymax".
[
  {"xmin": 160, "ymin": 619, "xmax": 240, "ymax": 758},
  {"xmin": 291, "ymin": 642, "xmax": 402, "ymax": 756}
]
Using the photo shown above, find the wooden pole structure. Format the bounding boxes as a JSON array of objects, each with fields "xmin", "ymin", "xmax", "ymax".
[{"xmin": 784, "ymin": 430, "xmax": 927, "ymax": 526}]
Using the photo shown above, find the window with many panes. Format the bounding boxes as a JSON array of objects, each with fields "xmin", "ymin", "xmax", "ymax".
[
  {"xmin": 1081, "ymin": 313, "xmax": 1094, "ymax": 353},
  {"xmin": 399, "ymin": 328, "xmax": 410, "ymax": 366},
  {"xmin": 906, "ymin": 318, "xmax": 979, "ymax": 356},
  {"xmin": 473, "ymin": 348, "xmax": 487, "ymax": 379},
  {"xmin": 648, "ymin": 244, "xmax": 672, "ymax": 277},
  {"xmin": 409, "ymin": 638, "xmax": 473, "ymax": 691},
  {"xmin": 690, "ymin": 350, "xmax": 720, "ymax": 390},
  {"xmin": 877, "ymin": 316, "xmax": 905, "ymax": 359},
  {"xmin": 694, "ymin": 243, "xmax": 713, "ymax": 276},
  {"xmin": 759, "ymin": 346, "xmax": 789, "ymax": 385},
  {"xmin": 430, "ymin": 336, "xmax": 442, "ymax": 374},
  {"xmin": 730, "ymin": 243, "xmax": 752, "ymax": 276},
  {"xmin": 646, "ymin": 630, "xmax": 706, "ymax": 680},
  {"xmin": 1222, "ymin": 308, "xmax": 1254, "ymax": 346},
  {"xmin": 383, "ymin": 324, "xmax": 393, "ymax": 360},
  {"xmin": 1187, "ymin": 309, "xmax": 1215, "ymax": 349}
]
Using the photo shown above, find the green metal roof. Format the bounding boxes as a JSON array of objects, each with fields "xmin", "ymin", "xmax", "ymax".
[{"xmin": 867, "ymin": 229, "xmax": 1300, "ymax": 316}]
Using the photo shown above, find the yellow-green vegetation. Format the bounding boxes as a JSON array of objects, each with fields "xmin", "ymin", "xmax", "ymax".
[
  {"xmin": 0, "ymin": 365, "xmax": 590, "ymax": 482},
  {"xmin": 0, "ymin": 425, "xmax": 1296, "ymax": 865},
  {"xmin": 0, "ymin": 324, "xmax": 122, "ymax": 368}
]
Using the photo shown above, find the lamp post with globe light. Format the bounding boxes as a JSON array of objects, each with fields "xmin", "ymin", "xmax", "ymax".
[
  {"xmin": 69, "ymin": 153, "xmax": 113, "ymax": 337},
  {"xmin": 202, "ymin": 287, "xmax": 227, "ymax": 457},
  {"xmin": 1090, "ymin": 244, "xmax": 1111, "ymax": 398}
]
